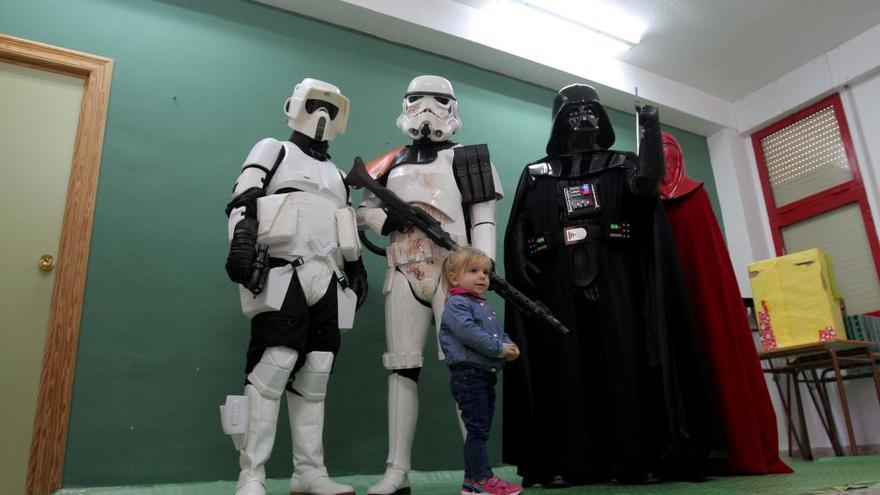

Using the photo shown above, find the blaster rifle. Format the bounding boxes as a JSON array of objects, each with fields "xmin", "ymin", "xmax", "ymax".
[
  {"xmin": 346, "ymin": 156, "xmax": 570, "ymax": 335},
  {"xmin": 246, "ymin": 243, "xmax": 270, "ymax": 295}
]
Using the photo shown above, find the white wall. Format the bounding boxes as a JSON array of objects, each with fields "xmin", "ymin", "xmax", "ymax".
[
  {"xmin": 845, "ymin": 74, "xmax": 880, "ymax": 245},
  {"xmin": 711, "ymin": 45, "xmax": 880, "ymax": 454},
  {"xmin": 260, "ymin": 0, "xmax": 736, "ymax": 136},
  {"xmin": 707, "ymin": 129, "xmax": 774, "ymax": 296}
]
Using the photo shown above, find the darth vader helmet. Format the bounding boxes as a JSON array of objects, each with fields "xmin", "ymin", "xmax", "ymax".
[{"xmin": 546, "ymin": 84, "xmax": 615, "ymax": 155}]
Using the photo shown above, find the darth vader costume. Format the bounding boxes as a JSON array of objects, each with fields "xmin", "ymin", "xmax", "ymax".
[{"xmin": 501, "ymin": 84, "xmax": 721, "ymax": 485}]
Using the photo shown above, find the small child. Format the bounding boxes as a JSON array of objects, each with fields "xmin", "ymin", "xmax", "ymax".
[{"xmin": 439, "ymin": 247, "xmax": 523, "ymax": 495}]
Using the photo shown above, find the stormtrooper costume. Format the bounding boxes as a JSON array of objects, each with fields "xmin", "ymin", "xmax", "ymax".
[
  {"xmin": 358, "ymin": 75, "xmax": 503, "ymax": 495},
  {"xmin": 220, "ymin": 78, "xmax": 367, "ymax": 495}
]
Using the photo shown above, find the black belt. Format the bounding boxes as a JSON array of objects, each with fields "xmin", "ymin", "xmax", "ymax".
[
  {"xmin": 274, "ymin": 187, "xmax": 304, "ymax": 194},
  {"xmin": 267, "ymin": 256, "xmax": 349, "ymax": 289},
  {"xmin": 526, "ymin": 222, "xmax": 630, "ymax": 256},
  {"xmin": 268, "ymin": 256, "xmax": 306, "ymax": 269}
]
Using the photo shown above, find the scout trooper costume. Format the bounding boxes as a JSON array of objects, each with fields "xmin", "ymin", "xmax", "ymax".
[
  {"xmin": 220, "ymin": 78, "xmax": 366, "ymax": 495},
  {"xmin": 358, "ymin": 75, "xmax": 503, "ymax": 495}
]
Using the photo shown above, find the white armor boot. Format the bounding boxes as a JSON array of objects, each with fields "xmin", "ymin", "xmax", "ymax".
[
  {"xmin": 368, "ymin": 373, "xmax": 418, "ymax": 495},
  {"xmin": 289, "ymin": 352, "xmax": 354, "ymax": 495},
  {"xmin": 235, "ymin": 346, "xmax": 299, "ymax": 495},
  {"xmin": 236, "ymin": 385, "xmax": 282, "ymax": 495},
  {"xmin": 288, "ymin": 393, "xmax": 354, "ymax": 495}
]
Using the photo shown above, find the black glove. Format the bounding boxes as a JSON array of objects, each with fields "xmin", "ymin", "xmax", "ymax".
[
  {"xmin": 225, "ymin": 217, "xmax": 258, "ymax": 284},
  {"xmin": 638, "ymin": 104, "xmax": 660, "ymax": 130},
  {"xmin": 632, "ymin": 104, "xmax": 664, "ymax": 194},
  {"xmin": 344, "ymin": 259, "xmax": 369, "ymax": 309},
  {"xmin": 380, "ymin": 207, "xmax": 412, "ymax": 235}
]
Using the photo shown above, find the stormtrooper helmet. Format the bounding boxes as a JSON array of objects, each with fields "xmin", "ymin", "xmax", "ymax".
[
  {"xmin": 284, "ymin": 78, "xmax": 350, "ymax": 142},
  {"xmin": 396, "ymin": 75, "xmax": 462, "ymax": 142}
]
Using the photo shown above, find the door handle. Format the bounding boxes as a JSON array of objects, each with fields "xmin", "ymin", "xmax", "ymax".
[{"xmin": 39, "ymin": 254, "xmax": 55, "ymax": 271}]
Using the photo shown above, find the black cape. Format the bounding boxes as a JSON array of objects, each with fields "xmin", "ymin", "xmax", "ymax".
[{"xmin": 501, "ymin": 152, "xmax": 721, "ymax": 484}]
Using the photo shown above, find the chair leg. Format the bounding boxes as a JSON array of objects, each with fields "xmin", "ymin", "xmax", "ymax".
[
  {"xmin": 793, "ymin": 371, "xmax": 813, "ymax": 461},
  {"xmin": 807, "ymin": 369, "xmax": 843, "ymax": 456},
  {"xmin": 865, "ymin": 349, "xmax": 880, "ymax": 407},
  {"xmin": 830, "ymin": 351, "xmax": 858, "ymax": 455}
]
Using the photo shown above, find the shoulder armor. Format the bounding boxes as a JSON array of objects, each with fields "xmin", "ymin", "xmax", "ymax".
[
  {"xmin": 243, "ymin": 137, "xmax": 285, "ymax": 172},
  {"xmin": 453, "ymin": 144, "xmax": 496, "ymax": 205},
  {"xmin": 527, "ymin": 161, "xmax": 562, "ymax": 177},
  {"xmin": 365, "ymin": 146, "xmax": 405, "ymax": 181}
]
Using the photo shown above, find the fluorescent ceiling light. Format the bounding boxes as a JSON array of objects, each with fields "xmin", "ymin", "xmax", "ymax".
[
  {"xmin": 507, "ymin": 0, "xmax": 646, "ymax": 46},
  {"xmin": 484, "ymin": 0, "xmax": 634, "ymax": 58}
]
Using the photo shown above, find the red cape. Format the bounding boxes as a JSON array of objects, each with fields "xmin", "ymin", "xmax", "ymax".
[{"xmin": 664, "ymin": 186, "xmax": 791, "ymax": 474}]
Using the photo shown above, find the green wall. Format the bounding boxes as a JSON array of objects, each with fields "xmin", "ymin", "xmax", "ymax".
[{"xmin": 0, "ymin": 0, "xmax": 720, "ymax": 487}]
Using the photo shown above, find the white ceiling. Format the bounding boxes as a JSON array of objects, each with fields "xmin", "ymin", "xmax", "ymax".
[
  {"xmin": 256, "ymin": 0, "xmax": 880, "ymax": 135},
  {"xmin": 615, "ymin": 0, "xmax": 880, "ymax": 101}
]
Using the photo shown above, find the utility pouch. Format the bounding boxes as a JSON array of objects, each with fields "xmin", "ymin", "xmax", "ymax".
[
  {"xmin": 256, "ymin": 193, "xmax": 298, "ymax": 245},
  {"xmin": 336, "ymin": 207, "xmax": 361, "ymax": 262},
  {"xmin": 337, "ymin": 284, "xmax": 357, "ymax": 331},
  {"xmin": 240, "ymin": 264, "xmax": 294, "ymax": 318},
  {"xmin": 453, "ymin": 144, "xmax": 495, "ymax": 205},
  {"xmin": 219, "ymin": 394, "xmax": 249, "ymax": 450}
]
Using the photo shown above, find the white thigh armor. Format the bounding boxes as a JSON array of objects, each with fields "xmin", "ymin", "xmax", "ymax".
[{"xmin": 382, "ymin": 269, "xmax": 434, "ymax": 369}]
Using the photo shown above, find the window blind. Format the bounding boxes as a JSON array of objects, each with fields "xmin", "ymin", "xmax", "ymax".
[
  {"xmin": 760, "ymin": 106, "xmax": 852, "ymax": 207},
  {"xmin": 781, "ymin": 203, "xmax": 880, "ymax": 315}
]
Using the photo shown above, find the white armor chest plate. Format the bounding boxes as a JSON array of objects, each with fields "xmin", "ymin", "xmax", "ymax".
[
  {"xmin": 266, "ymin": 142, "xmax": 348, "ymax": 208},
  {"xmin": 385, "ymin": 148, "xmax": 465, "ymax": 235},
  {"xmin": 261, "ymin": 143, "xmax": 350, "ymax": 264},
  {"xmin": 384, "ymin": 148, "xmax": 467, "ymax": 267}
]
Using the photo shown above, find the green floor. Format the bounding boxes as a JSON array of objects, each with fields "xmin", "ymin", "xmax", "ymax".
[{"xmin": 57, "ymin": 456, "xmax": 880, "ymax": 495}]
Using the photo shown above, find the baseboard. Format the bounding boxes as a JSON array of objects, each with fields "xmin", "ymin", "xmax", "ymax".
[{"xmin": 787, "ymin": 443, "xmax": 880, "ymax": 458}]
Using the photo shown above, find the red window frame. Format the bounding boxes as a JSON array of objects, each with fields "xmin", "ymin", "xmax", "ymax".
[{"xmin": 751, "ymin": 93, "xmax": 880, "ymax": 315}]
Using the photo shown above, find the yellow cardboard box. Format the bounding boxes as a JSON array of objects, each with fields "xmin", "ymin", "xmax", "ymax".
[{"xmin": 748, "ymin": 248, "xmax": 844, "ymax": 351}]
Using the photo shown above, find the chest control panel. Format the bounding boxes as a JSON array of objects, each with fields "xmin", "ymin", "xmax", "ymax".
[{"xmin": 563, "ymin": 182, "xmax": 600, "ymax": 218}]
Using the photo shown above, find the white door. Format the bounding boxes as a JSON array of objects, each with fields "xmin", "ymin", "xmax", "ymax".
[{"xmin": 0, "ymin": 60, "xmax": 84, "ymax": 495}]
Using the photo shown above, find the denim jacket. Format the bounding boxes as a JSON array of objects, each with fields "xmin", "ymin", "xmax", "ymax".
[{"xmin": 439, "ymin": 291, "xmax": 513, "ymax": 373}]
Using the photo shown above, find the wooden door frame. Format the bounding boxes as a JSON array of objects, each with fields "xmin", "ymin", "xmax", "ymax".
[{"xmin": 0, "ymin": 34, "xmax": 112, "ymax": 495}]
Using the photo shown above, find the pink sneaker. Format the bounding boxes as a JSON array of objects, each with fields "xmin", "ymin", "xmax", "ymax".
[{"xmin": 463, "ymin": 476, "xmax": 523, "ymax": 495}]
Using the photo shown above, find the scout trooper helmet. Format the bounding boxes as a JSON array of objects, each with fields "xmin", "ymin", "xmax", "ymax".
[
  {"xmin": 396, "ymin": 75, "xmax": 462, "ymax": 142},
  {"xmin": 284, "ymin": 78, "xmax": 350, "ymax": 142}
]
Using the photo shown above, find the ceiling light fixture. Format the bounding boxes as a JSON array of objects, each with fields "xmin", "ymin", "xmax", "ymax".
[{"xmin": 503, "ymin": 0, "xmax": 646, "ymax": 47}]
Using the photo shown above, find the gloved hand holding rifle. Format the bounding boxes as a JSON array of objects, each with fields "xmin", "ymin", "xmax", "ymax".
[{"xmin": 346, "ymin": 156, "xmax": 570, "ymax": 335}]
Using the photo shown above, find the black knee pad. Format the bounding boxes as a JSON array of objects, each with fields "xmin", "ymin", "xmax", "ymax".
[{"xmin": 394, "ymin": 367, "xmax": 422, "ymax": 383}]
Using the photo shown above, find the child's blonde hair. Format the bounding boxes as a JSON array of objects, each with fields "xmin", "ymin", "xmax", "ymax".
[{"xmin": 442, "ymin": 246, "xmax": 493, "ymax": 286}]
